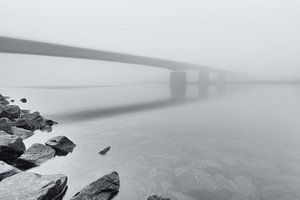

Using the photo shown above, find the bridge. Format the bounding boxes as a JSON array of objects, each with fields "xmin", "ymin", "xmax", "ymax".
[{"xmin": 0, "ymin": 36, "xmax": 237, "ymax": 98}]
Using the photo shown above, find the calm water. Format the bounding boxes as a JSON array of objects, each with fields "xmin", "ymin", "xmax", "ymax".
[{"xmin": 1, "ymin": 84, "xmax": 300, "ymax": 200}]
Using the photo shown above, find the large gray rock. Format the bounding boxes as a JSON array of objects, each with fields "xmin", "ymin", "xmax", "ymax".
[
  {"xmin": 0, "ymin": 172, "xmax": 67, "ymax": 200},
  {"xmin": 10, "ymin": 126, "xmax": 34, "ymax": 139},
  {"xmin": 16, "ymin": 143, "xmax": 55, "ymax": 169},
  {"xmin": 0, "ymin": 134, "xmax": 25, "ymax": 160},
  {"xmin": 0, "ymin": 118, "xmax": 12, "ymax": 133},
  {"xmin": 0, "ymin": 95, "xmax": 9, "ymax": 106},
  {"xmin": 0, "ymin": 105, "xmax": 20, "ymax": 120},
  {"xmin": 0, "ymin": 161, "xmax": 21, "ymax": 181},
  {"xmin": 147, "ymin": 195, "xmax": 172, "ymax": 200},
  {"xmin": 71, "ymin": 171, "xmax": 120, "ymax": 200},
  {"xmin": 45, "ymin": 136, "xmax": 76, "ymax": 155}
]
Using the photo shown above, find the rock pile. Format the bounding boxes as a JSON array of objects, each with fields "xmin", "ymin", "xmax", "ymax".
[{"xmin": 0, "ymin": 94, "xmax": 57, "ymax": 140}]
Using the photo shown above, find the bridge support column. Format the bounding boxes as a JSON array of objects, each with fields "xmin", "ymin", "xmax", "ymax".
[
  {"xmin": 170, "ymin": 71, "xmax": 187, "ymax": 99},
  {"xmin": 198, "ymin": 70, "xmax": 210, "ymax": 97},
  {"xmin": 216, "ymin": 72, "xmax": 227, "ymax": 92}
]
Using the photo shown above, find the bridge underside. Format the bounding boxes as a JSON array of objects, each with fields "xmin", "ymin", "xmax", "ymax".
[{"xmin": 0, "ymin": 36, "xmax": 236, "ymax": 98}]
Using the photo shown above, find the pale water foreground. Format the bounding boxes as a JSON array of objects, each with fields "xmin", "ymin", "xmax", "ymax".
[{"xmin": 1, "ymin": 84, "xmax": 300, "ymax": 200}]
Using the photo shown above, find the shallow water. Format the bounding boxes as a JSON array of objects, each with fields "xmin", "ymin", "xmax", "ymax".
[{"xmin": 1, "ymin": 84, "xmax": 300, "ymax": 200}]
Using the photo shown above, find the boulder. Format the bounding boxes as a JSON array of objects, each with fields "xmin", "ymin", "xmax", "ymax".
[
  {"xmin": 71, "ymin": 171, "xmax": 120, "ymax": 200},
  {"xmin": 45, "ymin": 136, "xmax": 76, "ymax": 155},
  {"xmin": 14, "ymin": 111, "xmax": 43, "ymax": 131},
  {"xmin": 0, "ymin": 161, "xmax": 20, "ymax": 181},
  {"xmin": 14, "ymin": 111, "xmax": 57, "ymax": 132},
  {"xmin": 10, "ymin": 126, "xmax": 34, "ymax": 139},
  {"xmin": 0, "ymin": 134, "xmax": 25, "ymax": 160},
  {"xmin": 0, "ymin": 95, "xmax": 9, "ymax": 106},
  {"xmin": 0, "ymin": 118, "xmax": 12, "ymax": 133},
  {"xmin": 16, "ymin": 143, "xmax": 55, "ymax": 169},
  {"xmin": 0, "ymin": 105, "xmax": 20, "ymax": 120},
  {"xmin": 147, "ymin": 195, "xmax": 172, "ymax": 200},
  {"xmin": 0, "ymin": 172, "xmax": 67, "ymax": 200}
]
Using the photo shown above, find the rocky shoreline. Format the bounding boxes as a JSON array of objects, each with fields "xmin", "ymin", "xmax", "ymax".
[{"xmin": 0, "ymin": 94, "xmax": 170, "ymax": 200}]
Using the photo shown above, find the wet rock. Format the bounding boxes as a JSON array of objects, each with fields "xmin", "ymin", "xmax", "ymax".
[
  {"xmin": 14, "ymin": 111, "xmax": 43, "ymax": 131},
  {"xmin": 0, "ymin": 161, "xmax": 21, "ymax": 181},
  {"xmin": 45, "ymin": 136, "xmax": 76, "ymax": 155},
  {"xmin": 0, "ymin": 118, "xmax": 12, "ymax": 133},
  {"xmin": 99, "ymin": 146, "xmax": 111, "ymax": 155},
  {"xmin": 10, "ymin": 126, "xmax": 34, "ymax": 139},
  {"xmin": 147, "ymin": 195, "xmax": 172, "ymax": 200},
  {"xmin": 0, "ymin": 172, "xmax": 67, "ymax": 200},
  {"xmin": 0, "ymin": 95, "xmax": 9, "ymax": 106},
  {"xmin": 0, "ymin": 134, "xmax": 25, "ymax": 160},
  {"xmin": 71, "ymin": 171, "xmax": 120, "ymax": 200},
  {"xmin": 20, "ymin": 98, "xmax": 27, "ymax": 103},
  {"xmin": 10, "ymin": 99, "xmax": 14, "ymax": 103},
  {"xmin": 14, "ymin": 111, "xmax": 57, "ymax": 132},
  {"xmin": 0, "ymin": 105, "xmax": 20, "ymax": 120},
  {"xmin": 16, "ymin": 143, "xmax": 55, "ymax": 169}
]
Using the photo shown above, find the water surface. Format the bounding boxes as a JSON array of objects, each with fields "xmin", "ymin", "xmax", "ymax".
[{"xmin": 1, "ymin": 84, "xmax": 300, "ymax": 200}]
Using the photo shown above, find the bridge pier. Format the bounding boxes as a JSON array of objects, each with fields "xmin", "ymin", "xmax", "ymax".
[
  {"xmin": 198, "ymin": 70, "xmax": 210, "ymax": 97},
  {"xmin": 170, "ymin": 71, "xmax": 187, "ymax": 99}
]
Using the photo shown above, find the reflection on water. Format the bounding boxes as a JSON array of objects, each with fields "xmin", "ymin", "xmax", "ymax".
[{"xmin": 1, "ymin": 84, "xmax": 300, "ymax": 200}]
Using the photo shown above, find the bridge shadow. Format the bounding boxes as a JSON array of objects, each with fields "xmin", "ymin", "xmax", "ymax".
[{"xmin": 50, "ymin": 84, "xmax": 233, "ymax": 124}]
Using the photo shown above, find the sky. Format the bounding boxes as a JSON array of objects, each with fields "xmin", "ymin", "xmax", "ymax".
[{"xmin": 0, "ymin": 0, "xmax": 300, "ymax": 86}]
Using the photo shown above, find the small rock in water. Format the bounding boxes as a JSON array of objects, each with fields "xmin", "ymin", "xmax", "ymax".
[
  {"xmin": 0, "ymin": 172, "xmax": 67, "ymax": 200},
  {"xmin": 70, "ymin": 171, "xmax": 120, "ymax": 200},
  {"xmin": 0, "ymin": 161, "xmax": 21, "ymax": 181},
  {"xmin": 99, "ymin": 146, "xmax": 111, "ymax": 155},
  {"xmin": 147, "ymin": 195, "xmax": 172, "ymax": 200},
  {"xmin": 0, "ymin": 134, "xmax": 26, "ymax": 160},
  {"xmin": 20, "ymin": 98, "xmax": 27, "ymax": 103},
  {"xmin": 10, "ymin": 99, "xmax": 14, "ymax": 103},
  {"xmin": 45, "ymin": 136, "xmax": 76, "ymax": 155},
  {"xmin": 16, "ymin": 143, "xmax": 56, "ymax": 169}
]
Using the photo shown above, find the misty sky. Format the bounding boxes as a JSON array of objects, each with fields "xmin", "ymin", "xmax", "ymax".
[{"xmin": 1, "ymin": 0, "xmax": 300, "ymax": 86}]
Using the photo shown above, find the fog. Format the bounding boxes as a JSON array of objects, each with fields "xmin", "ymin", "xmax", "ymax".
[{"xmin": 1, "ymin": 0, "xmax": 300, "ymax": 85}]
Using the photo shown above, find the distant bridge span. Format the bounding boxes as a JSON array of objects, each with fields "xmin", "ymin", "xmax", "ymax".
[
  {"xmin": 0, "ymin": 36, "xmax": 226, "ymax": 73},
  {"xmin": 0, "ymin": 36, "xmax": 236, "ymax": 98}
]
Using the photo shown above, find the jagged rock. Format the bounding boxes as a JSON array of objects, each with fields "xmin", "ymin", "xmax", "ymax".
[
  {"xmin": 147, "ymin": 195, "xmax": 172, "ymax": 200},
  {"xmin": 0, "ymin": 131, "xmax": 9, "ymax": 136},
  {"xmin": 0, "ymin": 118, "xmax": 12, "ymax": 133},
  {"xmin": 0, "ymin": 134, "xmax": 25, "ymax": 160},
  {"xmin": 0, "ymin": 95, "xmax": 9, "ymax": 106},
  {"xmin": 16, "ymin": 143, "xmax": 55, "ymax": 169},
  {"xmin": 0, "ymin": 172, "xmax": 67, "ymax": 200},
  {"xmin": 45, "ymin": 136, "xmax": 76, "ymax": 155},
  {"xmin": 0, "ymin": 161, "xmax": 20, "ymax": 181},
  {"xmin": 99, "ymin": 146, "xmax": 111, "ymax": 155},
  {"xmin": 71, "ymin": 171, "xmax": 120, "ymax": 200},
  {"xmin": 14, "ymin": 111, "xmax": 43, "ymax": 131},
  {"xmin": 14, "ymin": 111, "xmax": 57, "ymax": 132},
  {"xmin": 10, "ymin": 126, "xmax": 33, "ymax": 139},
  {"xmin": 20, "ymin": 98, "xmax": 27, "ymax": 103},
  {"xmin": 0, "ymin": 105, "xmax": 20, "ymax": 120}
]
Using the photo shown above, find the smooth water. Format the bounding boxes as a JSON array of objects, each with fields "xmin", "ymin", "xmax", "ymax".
[{"xmin": 1, "ymin": 84, "xmax": 300, "ymax": 200}]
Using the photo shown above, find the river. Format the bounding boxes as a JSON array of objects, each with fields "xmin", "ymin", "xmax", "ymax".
[{"xmin": 1, "ymin": 83, "xmax": 300, "ymax": 200}]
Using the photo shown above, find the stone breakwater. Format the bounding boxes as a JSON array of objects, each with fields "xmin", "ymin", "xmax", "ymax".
[{"xmin": 0, "ymin": 94, "xmax": 168, "ymax": 200}]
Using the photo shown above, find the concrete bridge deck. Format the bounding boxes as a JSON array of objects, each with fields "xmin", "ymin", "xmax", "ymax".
[{"xmin": 0, "ymin": 36, "xmax": 226, "ymax": 73}]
